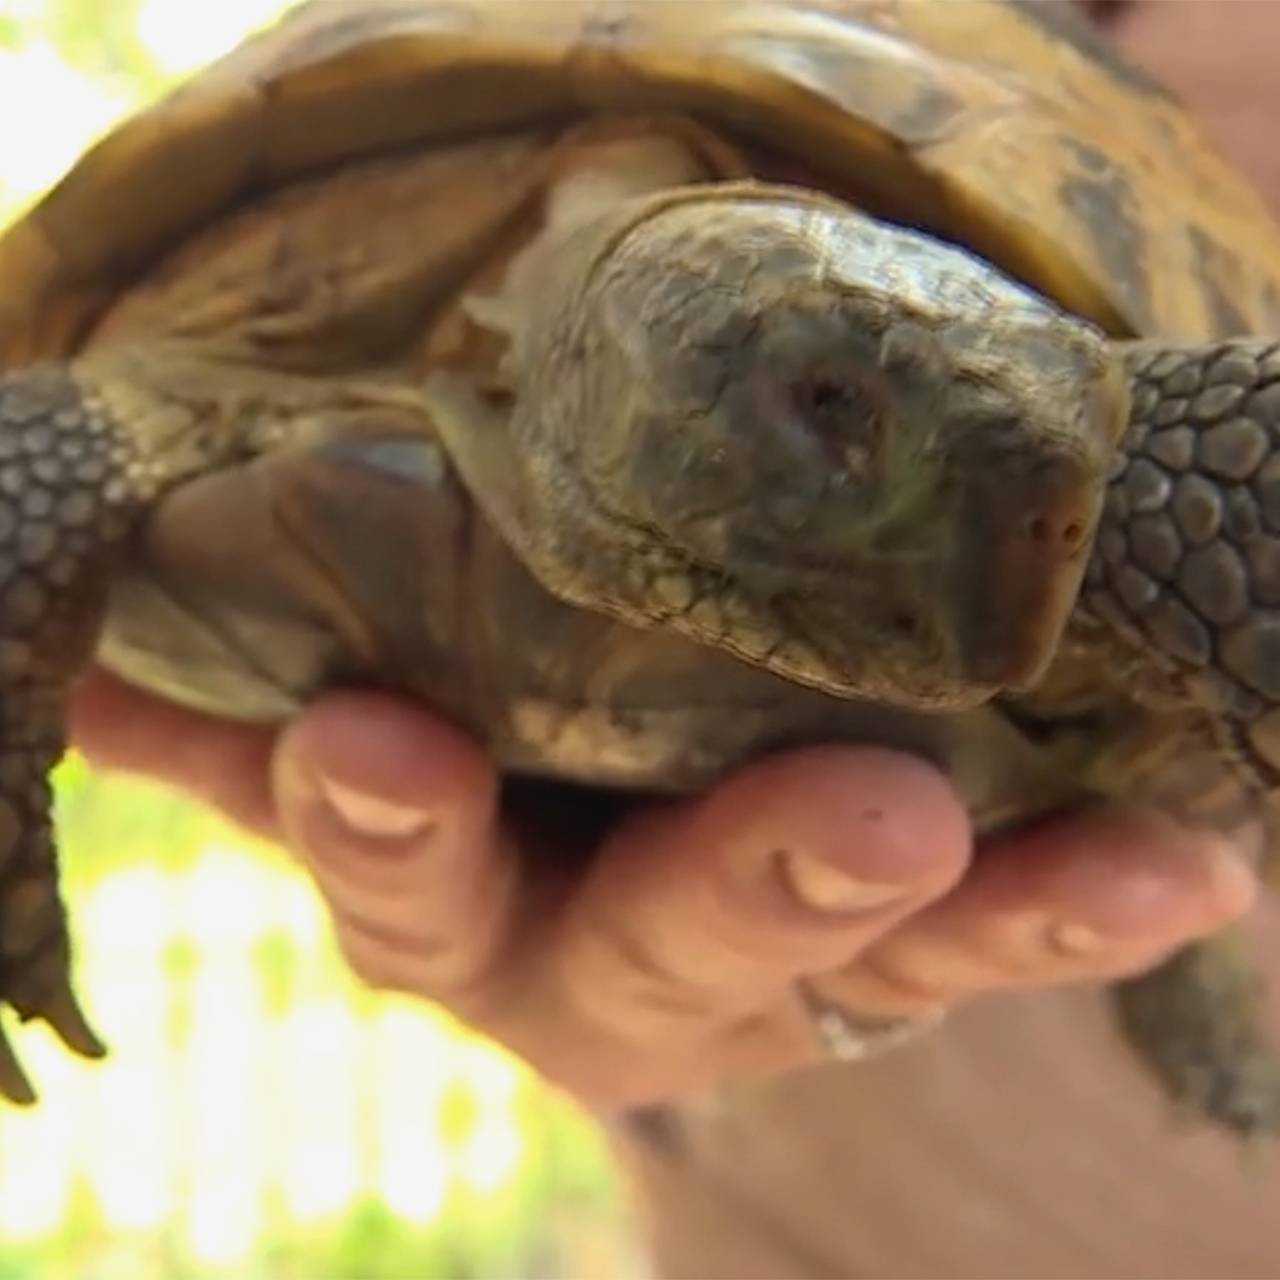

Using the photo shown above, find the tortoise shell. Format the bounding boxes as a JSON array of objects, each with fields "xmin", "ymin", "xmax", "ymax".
[{"xmin": 3, "ymin": 0, "xmax": 1280, "ymax": 376}]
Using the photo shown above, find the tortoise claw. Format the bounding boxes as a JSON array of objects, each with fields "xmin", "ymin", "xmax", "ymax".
[
  {"xmin": 0, "ymin": 982, "xmax": 106, "ymax": 1108},
  {"xmin": 39, "ymin": 977, "xmax": 106, "ymax": 1062},
  {"xmin": 0, "ymin": 1020, "xmax": 37, "ymax": 1106}
]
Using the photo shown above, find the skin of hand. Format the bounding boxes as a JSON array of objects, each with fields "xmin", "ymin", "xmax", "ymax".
[
  {"xmin": 1103, "ymin": 1, "xmax": 1280, "ymax": 207},
  {"xmin": 68, "ymin": 668, "xmax": 1253, "ymax": 1110}
]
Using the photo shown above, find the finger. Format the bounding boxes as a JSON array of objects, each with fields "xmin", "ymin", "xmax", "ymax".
[
  {"xmin": 821, "ymin": 807, "xmax": 1258, "ymax": 1018},
  {"xmin": 271, "ymin": 692, "xmax": 516, "ymax": 999},
  {"xmin": 532, "ymin": 747, "xmax": 971, "ymax": 1049},
  {"xmin": 68, "ymin": 667, "xmax": 280, "ymax": 838},
  {"xmin": 1109, "ymin": 2, "xmax": 1280, "ymax": 207}
]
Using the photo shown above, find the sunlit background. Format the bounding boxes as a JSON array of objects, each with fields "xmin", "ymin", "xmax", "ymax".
[{"xmin": 0, "ymin": 2, "xmax": 627, "ymax": 1275}]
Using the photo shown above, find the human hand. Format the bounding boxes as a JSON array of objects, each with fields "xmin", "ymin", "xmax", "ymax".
[
  {"xmin": 69, "ymin": 669, "xmax": 1255, "ymax": 1111},
  {"xmin": 1093, "ymin": 1, "xmax": 1280, "ymax": 211}
]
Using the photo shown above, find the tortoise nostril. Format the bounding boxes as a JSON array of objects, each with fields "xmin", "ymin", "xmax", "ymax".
[
  {"xmin": 1026, "ymin": 515, "xmax": 1086, "ymax": 547},
  {"xmin": 891, "ymin": 608, "xmax": 920, "ymax": 637},
  {"xmin": 479, "ymin": 383, "xmax": 514, "ymax": 410}
]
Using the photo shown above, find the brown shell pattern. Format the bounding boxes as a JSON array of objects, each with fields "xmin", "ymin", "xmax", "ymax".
[{"xmin": 3, "ymin": 0, "xmax": 1280, "ymax": 373}]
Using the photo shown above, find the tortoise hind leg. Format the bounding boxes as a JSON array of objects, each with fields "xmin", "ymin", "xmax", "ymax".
[
  {"xmin": 0, "ymin": 364, "xmax": 162, "ymax": 1101},
  {"xmin": 1112, "ymin": 930, "xmax": 1280, "ymax": 1139}
]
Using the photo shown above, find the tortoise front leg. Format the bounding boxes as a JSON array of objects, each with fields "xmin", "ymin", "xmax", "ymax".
[
  {"xmin": 1085, "ymin": 337, "xmax": 1280, "ymax": 1137},
  {"xmin": 0, "ymin": 364, "xmax": 164, "ymax": 1101},
  {"xmin": 0, "ymin": 352, "xmax": 432, "ymax": 1100}
]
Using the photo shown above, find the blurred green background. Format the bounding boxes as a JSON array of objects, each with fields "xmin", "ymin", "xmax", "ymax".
[{"xmin": 0, "ymin": 2, "xmax": 628, "ymax": 1276}]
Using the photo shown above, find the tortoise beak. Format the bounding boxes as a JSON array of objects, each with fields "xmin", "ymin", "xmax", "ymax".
[{"xmin": 950, "ymin": 448, "xmax": 1104, "ymax": 690}]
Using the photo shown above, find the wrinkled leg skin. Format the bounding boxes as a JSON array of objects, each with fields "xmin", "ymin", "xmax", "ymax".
[
  {"xmin": 0, "ymin": 366, "xmax": 157, "ymax": 1101},
  {"xmin": 1089, "ymin": 338, "xmax": 1280, "ymax": 1140}
]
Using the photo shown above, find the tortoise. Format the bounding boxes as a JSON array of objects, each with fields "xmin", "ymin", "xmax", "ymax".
[{"xmin": 1, "ymin": 0, "xmax": 1280, "ymax": 1138}]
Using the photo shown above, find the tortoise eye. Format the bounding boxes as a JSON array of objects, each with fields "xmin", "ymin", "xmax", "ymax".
[
  {"xmin": 789, "ymin": 373, "xmax": 881, "ymax": 475},
  {"xmin": 797, "ymin": 377, "xmax": 857, "ymax": 414}
]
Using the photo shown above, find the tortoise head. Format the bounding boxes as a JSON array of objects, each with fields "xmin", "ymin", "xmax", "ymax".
[{"xmin": 438, "ymin": 186, "xmax": 1126, "ymax": 710}]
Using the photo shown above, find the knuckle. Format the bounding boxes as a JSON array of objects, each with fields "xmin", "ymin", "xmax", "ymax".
[
  {"xmin": 834, "ymin": 946, "xmax": 958, "ymax": 1015},
  {"xmin": 334, "ymin": 926, "xmax": 403, "ymax": 992},
  {"xmin": 329, "ymin": 902, "xmax": 477, "ymax": 998},
  {"xmin": 566, "ymin": 917, "xmax": 727, "ymax": 1035}
]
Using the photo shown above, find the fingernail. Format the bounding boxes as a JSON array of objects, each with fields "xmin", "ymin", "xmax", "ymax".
[
  {"xmin": 777, "ymin": 850, "xmax": 910, "ymax": 913},
  {"xmin": 318, "ymin": 776, "xmax": 434, "ymax": 840},
  {"xmin": 1047, "ymin": 920, "xmax": 1106, "ymax": 956}
]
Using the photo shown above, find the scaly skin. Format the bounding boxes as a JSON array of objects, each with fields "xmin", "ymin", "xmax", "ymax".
[{"xmin": 1089, "ymin": 339, "xmax": 1280, "ymax": 779}]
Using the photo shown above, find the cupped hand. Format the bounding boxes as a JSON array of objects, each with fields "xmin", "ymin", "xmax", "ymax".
[{"xmin": 69, "ymin": 669, "xmax": 1255, "ymax": 1110}]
